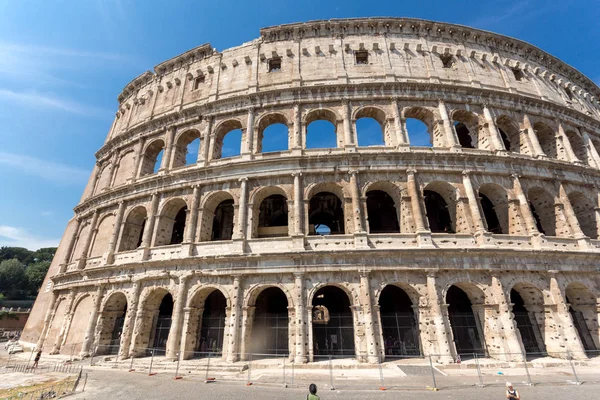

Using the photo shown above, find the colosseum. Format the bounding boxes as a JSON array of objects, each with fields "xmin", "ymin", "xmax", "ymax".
[{"xmin": 22, "ymin": 18, "xmax": 600, "ymax": 365}]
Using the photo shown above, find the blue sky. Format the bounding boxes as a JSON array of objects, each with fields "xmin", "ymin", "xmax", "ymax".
[{"xmin": 0, "ymin": 0, "xmax": 598, "ymax": 250}]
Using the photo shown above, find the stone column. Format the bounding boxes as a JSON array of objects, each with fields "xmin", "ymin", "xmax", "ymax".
[
  {"xmin": 407, "ymin": 170, "xmax": 427, "ymax": 232},
  {"xmin": 559, "ymin": 184, "xmax": 587, "ymax": 240},
  {"xmin": 360, "ymin": 272, "xmax": 380, "ymax": 363},
  {"xmin": 166, "ymin": 273, "xmax": 192, "ymax": 360},
  {"xmin": 202, "ymin": 117, "xmax": 213, "ymax": 166},
  {"xmin": 243, "ymin": 108, "xmax": 255, "ymax": 157},
  {"xmin": 131, "ymin": 137, "xmax": 146, "ymax": 181},
  {"xmin": 581, "ymin": 130, "xmax": 600, "ymax": 168},
  {"xmin": 36, "ymin": 291, "xmax": 59, "ymax": 350},
  {"xmin": 438, "ymin": 100, "xmax": 460, "ymax": 149},
  {"xmin": 121, "ymin": 282, "xmax": 142, "ymax": 358},
  {"xmin": 490, "ymin": 275, "xmax": 525, "ymax": 361},
  {"xmin": 226, "ymin": 275, "xmax": 242, "ymax": 362},
  {"xmin": 462, "ymin": 171, "xmax": 486, "ymax": 234},
  {"xmin": 80, "ymin": 285, "xmax": 105, "ymax": 356},
  {"xmin": 511, "ymin": 174, "xmax": 539, "ymax": 235},
  {"xmin": 482, "ymin": 104, "xmax": 505, "ymax": 151},
  {"xmin": 558, "ymin": 122, "xmax": 581, "ymax": 164},
  {"xmin": 51, "ymin": 292, "xmax": 75, "ymax": 354},
  {"xmin": 294, "ymin": 273, "xmax": 307, "ymax": 363},
  {"xmin": 59, "ymin": 218, "xmax": 82, "ymax": 273},
  {"xmin": 240, "ymin": 306, "xmax": 256, "ymax": 360},
  {"xmin": 293, "ymin": 173, "xmax": 304, "ymax": 235},
  {"xmin": 349, "ymin": 171, "xmax": 365, "ymax": 233},
  {"xmin": 342, "ymin": 100, "xmax": 355, "ymax": 149},
  {"xmin": 184, "ymin": 185, "xmax": 201, "ymax": 255},
  {"xmin": 140, "ymin": 193, "xmax": 160, "ymax": 249},
  {"xmin": 234, "ymin": 178, "xmax": 248, "ymax": 241},
  {"xmin": 292, "ymin": 103, "xmax": 302, "ymax": 152},
  {"xmin": 523, "ymin": 114, "xmax": 545, "ymax": 157},
  {"xmin": 426, "ymin": 272, "xmax": 454, "ymax": 363},
  {"xmin": 180, "ymin": 306, "xmax": 202, "ymax": 359},
  {"xmin": 161, "ymin": 126, "xmax": 176, "ymax": 171},
  {"xmin": 76, "ymin": 211, "xmax": 99, "ymax": 269},
  {"xmin": 106, "ymin": 201, "xmax": 126, "ymax": 265},
  {"xmin": 391, "ymin": 98, "xmax": 407, "ymax": 146}
]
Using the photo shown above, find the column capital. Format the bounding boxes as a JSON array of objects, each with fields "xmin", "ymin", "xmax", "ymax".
[
  {"xmin": 348, "ymin": 169, "xmax": 359, "ymax": 176},
  {"xmin": 292, "ymin": 172, "xmax": 303, "ymax": 178},
  {"xmin": 406, "ymin": 168, "xmax": 417, "ymax": 175},
  {"xmin": 510, "ymin": 173, "xmax": 521, "ymax": 180},
  {"xmin": 461, "ymin": 169, "xmax": 472, "ymax": 176}
]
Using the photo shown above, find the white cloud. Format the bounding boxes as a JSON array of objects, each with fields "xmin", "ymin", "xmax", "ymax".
[
  {"xmin": 41, "ymin": 211, "xmax": 54, "ymax": 217},
  {"xmin": 0, "ymin": 225, "xmax": 59, "ymax": 250},
  {"xmin": 0, "ymin": 152, "xmax": 90, "ymax": 184},
  {"xmin": 0, "ymin": 89, "xmax": 111, "ymax": 117}
]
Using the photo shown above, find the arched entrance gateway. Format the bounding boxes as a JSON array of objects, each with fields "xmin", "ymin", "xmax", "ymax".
[
  {"xmin": 251, "ymin": 287, "xmax": 289, "ymax": 356},
  {"xmin": 97, "ymin": 292, "xmax": 128, "ymax": 355},
  {"xmin": 311, "ymin": 286, "xmax": 355, "ymax": 359},
  {"xmin": 510, "ymin": 287, "xmax": 546, "ymax": 355},
  {"xmin": 446, "ymin": 285, "xmax": 485, "ymax": 357},
  {"xmin": 378, "ymin": 285, "xmax": 421, "ymax": 357},
  {"xmin": 198, "ymin": 291, "xmax": 227, "ymax": 354}
]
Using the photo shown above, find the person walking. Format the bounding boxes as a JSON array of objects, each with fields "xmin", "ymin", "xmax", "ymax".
[
  {"xmin": 506, "ymin": 382, "xmax": 520, "ymax": 400},
  {"xmin": 32, "ymin": 350, "xmax": 42, "ymax": 369},
  {"xmin": 307, "ymin": 383, "xmax": 319, "ymax": 400}
]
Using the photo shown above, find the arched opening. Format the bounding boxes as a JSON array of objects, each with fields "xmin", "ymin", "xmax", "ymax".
[
  {"xmin": 172, "ymin": 129, "xmax": 201, "ymax": 168},
  {"xmin": 528, "ymin": 188, "xmax": 556, "ymax": 236},
  {"xmin": 446, "ymin": 285, "xmax": 485, "ymax": 356},
  {"xmin": 150, "ymin": 293, "xmax": 173, "ymax": 355},
  {"xmin": 452, "ymin": 110, "xmax": 479, "ymax": 149},
  {"xmin": 565, "ymin": 283, "xmax": 598, "ymax": 352},
  {"xmin": 213, "ymin": 120, "xmax": 243, "ymax": 159},
  {"xmin": 568, "ymin": 192, "xmax": 598, "ymax": 239},
  {"xmin": 62, "ymin": 296, "xmax": 93, "ymax": 355},
  {"xmin": 251, "ymin": 287, "xmax": 289, "ymax": 356},
  {"xmin": 89, "ymin": 214, "xmax": 115, "ymax": 258},
  {"xmin": 212, "ymin": 199, "xmax": 234, "ymax": 241},
  {"xmin": 478, "ymin": 184, "xmax": 510, "ymax": 235},
  {"xmin": 97, "ymin": 292, "xmax": 128, "ymax": 355},
  {"xmin": 510, "ymin": 286, "xmax": 546, "ymax": 356},
  {"xmin": 257, "ymin": 114, "xmax": 289, "ymax": 153},
  {"xmin": 309, "ymin": 192, "xmax": 345, "ymax": 235},
  {"xmin": 305, "ymin": 109, "xmax": 338, "ymax": 149},
  {"xmin": 118, "ymin": 207, "xmax": 147, "ymax": 251},
  {"xmin": 366, "ymin": 190, "xmax": 399, "ymax": 233},
  {"xmin": 258, "ymin": 194, "xmax": 288, "ymax": 238},
  {"xmin": 355, "ymin": 107, "xmax": 387, "ymax": 147},
  {"xmin": 424, "ymin": 186, "xmax": 454, "ymax": 233},
  {"xmin": 404, "ymin": 107, "xmax": 435, "ymax": 147},
  {"xmin": 312, "ymin": 286, "xmax": 355, "ymax": 358},
  {"xmin": 113, "ymin": 151, "xmax": 135, "ymax": 187},
  {"xmin": 533, "ymin": 122, "xmax": 559, "ymax": 159},
  {"xmin": 496, "ymin": 115, "xmax": 522, "ymax": 153},
  {"xmin": 197, "ymin": 290, "xmax": 227, "ymax": 355},
  {"xmin": 379, "ymin": 285, "xmax": 420, "ymax": 357},
  {"xmin": 154, "ymin": 199, "xmax": 188, "ymax": 247},
  {"xmin": 140, "ymin": 140, "xmax": 165, "ymax": 176},
  {"xmin": 565, "ymin": 130, "xmax": 587, "ymax": 165}
]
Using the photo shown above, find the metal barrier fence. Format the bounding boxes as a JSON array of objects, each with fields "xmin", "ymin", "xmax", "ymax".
[{"xmin": 86, "ymin": 345, "xmax": 600, "ymax": 391}]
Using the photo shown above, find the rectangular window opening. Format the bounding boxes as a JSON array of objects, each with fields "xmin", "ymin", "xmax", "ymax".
[
  {"xmin": 268, "ymin": 58, "xmax": 281, "ymax": 72},
  {"xmin": 440, "ymin": 55, "xmax": 454, "ymax": 69},
  {"xmin": 355, "ymin": 50, "xmax": 369, "ymax": 65},
  {"xmin": 193, "ymin": 76, "xmax": 205, "ymax": 90},
  {"xmin": 512, "ymin": 68, "xmax": 524, "ymax": 81}
]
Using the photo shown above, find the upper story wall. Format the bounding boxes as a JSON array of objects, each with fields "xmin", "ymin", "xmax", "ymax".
[{"xmin": 105, "ymin": 18, "xmax": 600, "ymax": 143}]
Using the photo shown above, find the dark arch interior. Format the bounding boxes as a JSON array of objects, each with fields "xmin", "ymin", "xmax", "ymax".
[
  {"xmin": 309, "ymin": 192, "xmax": 344, "ymax": 235},
  {"xmin": 169, "ymin": 207, "xmax": 187, "ymax": 245},
  {"xmin": 454, "ymin": 122, "xmax": 475, "ymax": 149},
  {"xmin": 366, "ymin": 190, "xmax": 400, "ymax": 233},
  {"xmin": 258, "ymin": 194, "xmax": 288, "ymax": 237},
  {"xmin": 510, "ymin": 289, "xmax": 545, "ymax": 355},
  {"xmin": 100, "ymin": 296, "xmax": 128, "ymax": 355},
  {"xmin": 498, "ymin": 127, "xmax": 512, "ymax": 151},
  {"xmin": 528, "ymin": 202, "xmax": 545, "ymax": 235},
  {"xmin": 152, "ymin": 293, "xmax": 174, "ymax": 354},
  {"xmin": 480, "ymin": 193, "xmax": 502, "ymax": 234},
  {"xmin": 212, "ymin": 200, "xmax": 234, "ymax": 241},
  {"xmin": 446, "ymin": 286, "xmax": 484, "ymax": 355},
  {"xmin": 566, "ymin": 294, "xmax": 597, "ymax": 352},
  {"xmin": 379, "ymin": 286, "xmax": 420, "ymax": 356},
  {"xmin": 312, "ymin": 286, "xmax": 355, "ymax": 357},
  {"xmin": 424, "ymin": 190, "xmax": 453, "ymax": 233},
  {"xmin": 198, "ymin": 290, "xmax": 227, "ymax": 354},
  {"xmin": 252, "ymin": 287, "xmax": 289, "ymax": 355}
]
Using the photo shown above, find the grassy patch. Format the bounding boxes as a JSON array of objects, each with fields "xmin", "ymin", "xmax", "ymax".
[{"xmin": 0, "ymin": 376, "xmax": 75, "ymax": 399}]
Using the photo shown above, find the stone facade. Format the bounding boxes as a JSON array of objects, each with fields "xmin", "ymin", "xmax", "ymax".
[{"xmin": 22, "ymin": 18, "xmax": 600, "ymax": 364}]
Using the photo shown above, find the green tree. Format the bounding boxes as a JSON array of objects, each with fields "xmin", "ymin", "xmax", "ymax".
[
  {"xmin": 0, "ymin": 247, "xmax": 34, "ymax": 264},
  {"xmin": 26, "ymin": 261, "xmax": 51, "ymax": 295},
  {"xmin": 32, "ymin": 248, "xmax": 56, "ymax": 263},
  {"xmin": 0, "ymin": 258, "xmax": 28, "ymax": 299}
]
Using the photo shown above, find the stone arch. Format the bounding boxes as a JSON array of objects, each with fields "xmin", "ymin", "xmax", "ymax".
[
  {"xmin": 508, "ymin": 281, "xmax": 547, "ymax": 355},
  {"xmin": 364, "ymin": 181, "xmax": 401, "ymax": 233},
  {"xmin": 377, "ymin": 284, "xmax": 421, "ymax": 356},
  {"xmin": 568, "ymin": 191, "xmax": 598, "ymax": 239},
  {"xmin": 527, "ymin": 187, "xmax": 556, "ymax": 236},
  {"xmin": 200, "ymin": 191, "xmax": 236, "ymax": 242},
  {"xmin": 444, "ymin": 283, "xmax": 487, "ymax": 356},
  {"xmin": 478, "ymin": 183, "xmax": 510, "ymax": 234},
  {"xmin": 44, "ymin": 297, "xmax": 68, "ymax": 352},
  {"xmin": 423, "ymin": 181, "xmax": 458, "ymax": 233},
  {"xmin": 565, "ymin": 282, "xmax": 599, "ymax": 351},
  {"xmin": 564, "ymin": 129, "xmax": 587, "ymax": 165},
  {"xmin": 250, "ymin": 186, "xmax": 290, "ymax": 238},
  {"xmin": 403, "ymin": 106, "xmax": 439, "ymax": 147},
  {"xmin": 89, "ymin": 213, "xmax": 116, "ymax": 258},
  {"xmin": 112, "ymin": 150, "xmax": 136, "ymax": 187},
  {"xmin": 62, "ymin": 294, "xmax": 93, "ymax": 355},
  {"xmin": 154, "ymin": 198, "xmax": 188, "ymax": 246},
  {"xmin": 307, "ymin": 281, "xmax": 358, "ymax": 308},
  {"xmin": 496, "ymin": 115, "xmax": 523, "ymax": 154},
  {"xmin": 118, "ymin": 206, "xmax": 147, "ymax": 251},
  {"xmin": 307, "ymin": 183, "xmax": 346, "ymax": 235},
  {"xmin": 70, "ymin": 222, "xmax": 91, "ymax": 263},
  {"xmin": 97, "ymin": 291, "xmax": 128, "ymax": 354},
  {"xmin": 136, "ymin": 287, "xmax": 174, "ymax": 355},
  {"xmin": 172, "ymin": 128, "xmax": 201, "ymax": 168},
  {"xmin": 533, "ymin": 122, "xmax": 559, "ymax": 159},
  {"xmin": 139, "ymin": 139, "xmax": 165, "ymax": 176},
  {"xmin": 451, "ymin": 109, "xmax": 479, "ymax": 149},
  {"xmin": 94, "ymin": 163, "xmax": 112, "ymax": 195},
  {"xmin": 354, "ymin": 106, "xmax": 389, "ymax": 147},
  {"xmin": 213, "ymin": 119, "xmax": 243, "ymax": 159},
  {"xmin": 304, "ymin": 108, "xmax": 341, "ymax": 149},
  {"xmin": 256, "ymin": 112, "xmax": 290, "ymax": 153}
]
